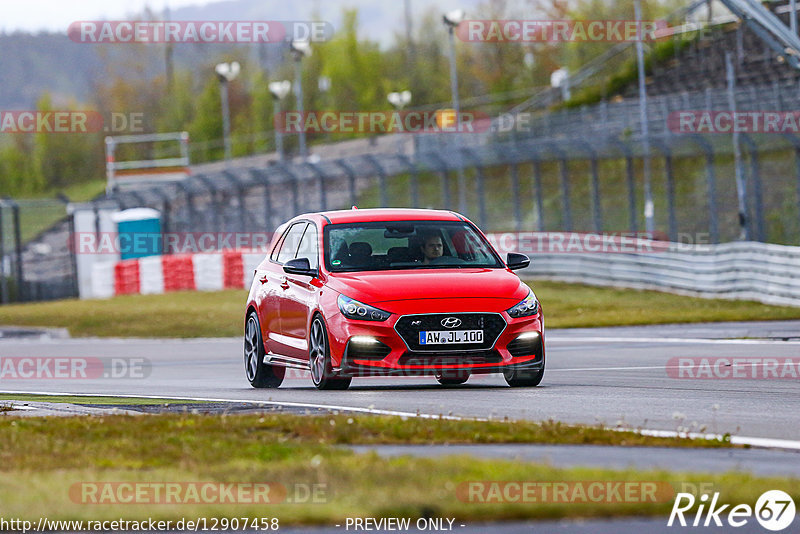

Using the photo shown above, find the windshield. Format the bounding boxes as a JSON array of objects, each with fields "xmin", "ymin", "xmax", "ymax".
[{"xmin": 323, "ymin": 220, "xmax": 503, "ymax": 272}]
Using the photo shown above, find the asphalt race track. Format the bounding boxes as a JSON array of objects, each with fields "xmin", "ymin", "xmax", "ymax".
[
  {"xmin": 4, "ymin": 320, "xmax": 800, "ymax": 533},
  {"xmin": 2, "ymin": 320, "xmax": 799, "ymax": 443}
]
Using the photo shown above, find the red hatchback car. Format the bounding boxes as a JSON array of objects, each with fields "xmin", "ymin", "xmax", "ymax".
[{"xmin": 244, "ymin": 208, "xmax": 544, "ymax": 390}]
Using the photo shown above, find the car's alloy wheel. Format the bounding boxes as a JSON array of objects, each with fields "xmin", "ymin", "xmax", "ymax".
[
  {"xmin": 244, "ymin": 312, "xmax": 284, "ymax": 388},
  {"xmin": 434, "ymin": 370, "xmax": 470, "ymax": 386},
  {"xmin": 309, "ymin": 315, "xmax": 351, "ymax": 390}
]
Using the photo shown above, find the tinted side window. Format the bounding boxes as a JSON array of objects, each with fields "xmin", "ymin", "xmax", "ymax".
[
  {"xmin": 276, "ymin": 223, "xmax": 307, "ymax": 264},
  {"xmin": 296, "ymin": 224, "xmax": 319, "ymax": 270},
  {"xmin": 270, "ymin": 227, "xmax": 290, "ymax": 261}
]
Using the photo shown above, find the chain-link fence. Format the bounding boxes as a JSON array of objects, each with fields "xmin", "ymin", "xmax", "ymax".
[
  {"xmin": 8, "ymin": 80, "xmax": 800, "ymax": 304},
  {"xmin": 7, "ymin": 121, "xmax": 800, "ymax": 304},
  {"xmin": 0, "ymin": 198, "xmax": 78, "ymax": 304},
  {"xmin": 97, "ymin": 130, "xmax": 799, "ymax": 247}
]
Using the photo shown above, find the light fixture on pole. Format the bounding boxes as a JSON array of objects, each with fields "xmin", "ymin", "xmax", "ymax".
[
  {"xmin": 550, "ymin": 68, "xmax": 570, "ymax": 101},
  {"xmin": 269, "ymin": 80, "xmax": 291, "ymax": 162},
  {"xmin": 442, "ymin": 8, "xmax": 467, "ymax": 215},
  {"xmin": 289, "ymin": 39, "xmax": 312, "ymax": 160},
  {"xmin": 214, "ymin": 61, "xmax": 240, "ymax": 161},
  {"xmin": 524, "ymin": 51, "xmax": 535, "ymax": 69},
  {"xmin": 387, "ymin": 90, "xmax": 412, "ymax": 110}
]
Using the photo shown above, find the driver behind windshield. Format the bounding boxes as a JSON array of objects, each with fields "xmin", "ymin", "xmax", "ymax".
[{"xmin": 419, "ymin": 231, "xmax": 444, "ymax": 264}]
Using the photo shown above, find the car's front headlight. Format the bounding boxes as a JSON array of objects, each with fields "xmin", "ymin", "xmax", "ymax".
[
  {"xmin": 337, "ymin": 294, "xmax": 391, "ymax": 321},
  {"xmin": 506, "ymin": 290, "xmax": 539, "ymax": 318}
]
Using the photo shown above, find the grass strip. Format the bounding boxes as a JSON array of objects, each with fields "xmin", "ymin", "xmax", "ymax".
[
  {"xmin": 1, "ymin": 281, "xmax": 799, "ymax": 338},
  {"xmin": 0, "ymin": 413, "xmax": 794, "ymax": 525},
  {"xmin": 0, "ymin": 413, "xmax": 735, "ymax": 473}
]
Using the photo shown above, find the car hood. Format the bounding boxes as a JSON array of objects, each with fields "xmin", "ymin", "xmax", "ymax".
[{"xmin": 325, "ymin": 268, "xmax": 529, "ymax": 310}]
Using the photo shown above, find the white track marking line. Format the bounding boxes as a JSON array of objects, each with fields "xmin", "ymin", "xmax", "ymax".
[
  {"xmin": 551, "ymin": 361, "xmax": 800, "ymax": 372},
  {"xmin": 637, "ymin": 429, "xmax": 800, "ymax": 451},
  {"xmin": 548, "ymin": 336, "xmax": 800, "ymax": 345},
  {"xmin": 3, "ymin": 389, "xmax": 800, "ymax": 451},
  {"xmin": 550, "ymin": 365, "xmax": 669, "ymax": 371}
]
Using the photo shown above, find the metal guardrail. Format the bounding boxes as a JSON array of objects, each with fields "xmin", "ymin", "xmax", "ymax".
[{"xmin": 510, "ymin": 240, "xmax": 800, "ymax": 307}]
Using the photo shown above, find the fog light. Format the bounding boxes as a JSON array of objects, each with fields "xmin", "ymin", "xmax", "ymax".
[
  {"xmin": 516, "ymin": 331, "xmax": 540, "ymax": 340},
  {"xmin": 350, "ymin": 336, "xmax": 380, "ymax": 344}
]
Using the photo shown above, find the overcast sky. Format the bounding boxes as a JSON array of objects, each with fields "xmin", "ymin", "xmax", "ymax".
[
  {"xmin": 0, "ymin": 0, "xmax": 506, "ymax": 32},
  {"xmin": 0, "ymin": 0, "xmax": 490, "ymax": 33},
  {"xmin": 0, "ymin": 1, "xmax": 215, "ymax": 32}
]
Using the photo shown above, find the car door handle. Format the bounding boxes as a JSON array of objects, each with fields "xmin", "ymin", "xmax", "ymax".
[
  {"xmin": 280, "ymin": 277, "xmax": 290, "ymax": 289},
  {"xmin": 259, "ymin": 275, "xmax": 268, "ymax": 284}
]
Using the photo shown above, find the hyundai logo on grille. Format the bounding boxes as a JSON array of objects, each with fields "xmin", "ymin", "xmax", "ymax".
[{"xmin": 441, "ymin": 317, "xmax": 462, "ymax": 329}]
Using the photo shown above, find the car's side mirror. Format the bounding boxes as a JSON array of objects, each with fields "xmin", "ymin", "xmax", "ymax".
[
  {"xmin": 283, "ymin": 257, "xmax": 317, "ymax": 277},
  {"xmin": 506, "ymin": 252, "xmax": 530, "ymax": 271}
]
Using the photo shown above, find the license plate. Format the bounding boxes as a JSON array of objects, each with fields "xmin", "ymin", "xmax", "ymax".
[{"xmin": 418, "ymin": 330, "xmax": 483, "ymax": 345}]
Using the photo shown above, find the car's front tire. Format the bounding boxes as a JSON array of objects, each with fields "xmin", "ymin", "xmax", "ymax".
[
  {"xmin": 309, "ymin": 315, "xmax": 351, "ymax": 390},
  {"xmin": 244, "ymin": 312, "xmax": 285, "ymax": 388},
  {"xmin": 503, "ymin": 354, "xmax": 545, "ymax": 387}
]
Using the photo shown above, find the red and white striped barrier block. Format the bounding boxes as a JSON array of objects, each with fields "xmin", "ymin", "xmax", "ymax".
[{"xmin": 89, "ymin": 251, "xmax": 265, "ymax": 298}]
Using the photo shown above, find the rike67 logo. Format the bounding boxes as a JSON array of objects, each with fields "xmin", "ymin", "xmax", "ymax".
[{"xmin": 668, "ymin": 490, "xmax": 796, "ymax": 531}]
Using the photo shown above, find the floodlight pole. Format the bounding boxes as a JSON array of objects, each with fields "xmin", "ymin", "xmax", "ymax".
[
  {"xmin": 219, "ymin": 77, "xmax": 232, "ymax": 161},
  {"xmin": 274, "ymin": 97, "xmax": 285, "ymax": 162},
  {"xmin": 446, "ymin": 26, "xmax": 461, "ymax": 119},
  {"xmin": 445, "ymin": 18, "xmax": 467, "ymax": 215},
  {"xmin": 726, "ymin": 52, "xmax": 748, "ymax": 240},
  {"xmin": 635, "ymin": 0, "xmax": 655, "ymax": 235},
  {"xmin": 293, "ymin": 55, "xmax": 307, "ymax": 159},
  {"xmin": 388, "ymin": 92, "xmax": 412, "ymax": 155}
]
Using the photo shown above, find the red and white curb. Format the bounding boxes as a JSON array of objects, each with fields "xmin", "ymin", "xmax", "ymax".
[{"xmin": 90, "ymin": 251, "xmax": 264, "ymax": 298}]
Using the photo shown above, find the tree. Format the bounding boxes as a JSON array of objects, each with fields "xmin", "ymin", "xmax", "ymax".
[{"xmin": 32, "ymin": 94, "xmax": 102, "ymax": 192}]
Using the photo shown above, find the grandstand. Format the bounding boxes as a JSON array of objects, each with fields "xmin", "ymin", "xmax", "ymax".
[
  {"xmin": 495, "ymin": 0, "xmax": 800, "ymax": 142},
  {"xmin": 644, "ymin": 6, "xmax": 800, "ymax": 95}
]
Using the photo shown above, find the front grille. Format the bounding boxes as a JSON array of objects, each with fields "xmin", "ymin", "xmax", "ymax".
[
  {"xmin": 394, "ymin": 313, "xmax": 506, "ymax": 352},
  {"xmin": 345, "ymin": 340, "xmax": 392, "ymax": 361},
  {"xmin": 398, "ymin": 350, "xmax": 502, "ymax": 367},
  {"xmin": 507, "ymin": 335, "xmax": 542, "ymax": 358}
]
